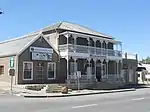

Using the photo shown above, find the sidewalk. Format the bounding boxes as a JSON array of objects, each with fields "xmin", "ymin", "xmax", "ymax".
[
  {"xmin": 16, "ymin": 88, "xmax": 136, "ymax": 98},
  {"xmin": 1, "ymin": 83, "xmax": 150, "ymax": 98}
]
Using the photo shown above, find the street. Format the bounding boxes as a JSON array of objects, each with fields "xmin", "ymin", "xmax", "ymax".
[{"xmin": 0, "ymin": 88, "xmax": 150, "ymax": 112}]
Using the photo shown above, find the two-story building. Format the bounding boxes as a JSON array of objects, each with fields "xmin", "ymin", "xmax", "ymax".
[
  {"xmin": 0, "ymin": 21, "xmax": 137, "ymax": 89},
  {"xmin": 37, "ymin": 21, "xmax": 123, "ymax": 88}
]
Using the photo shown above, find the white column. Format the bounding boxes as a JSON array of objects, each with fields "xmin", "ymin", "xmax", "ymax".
[
  {"xmin": 87, "ymin": 58, "xmax": 91, "ymax": 80},
  {"xmin": 93, "ymin": 58, "xmax": 97, "ymax": 80},
  {"xmin": 65, "ymin": 33, "xmax": 70, "ymax": 80},
  {"xmin": 116, "ymin": 60, "xmax": 119, "ymax": 78},
  {"xmin": 64, "ymin": 33, "xmax": 70, "ymax": 53},
  {"xmin": 116, "ymin": 43, "xmax": 118, "ymax": 51},
  {"xmin": 74, "ymin": 58, "xmax": 77, "ymax": 75},
  {"xmin": 105, "ymin": 41, "xmax": 108, "ymax": 56},
  {"xmin": 100, "ymin": 40, "xmax": 103, "ymax": 48},
  {"xmin": 120, "ymin": 43, "xmax": 122, "ymax": 57},
  {"xmin": 67, "ymin": 36, "xmax": 69, "ymax": 52},
  {"xmin": 105, "ymin": 42, "xmax": 109, "ymax": 80},
  {"xmin": 106, "ymin": 41, "xmax": 108, "ymax": 48},
  {"xmin": 106, "ymin": 60, "xmax": 109, "ymax": 79},
  {"xmin": 95, "ymin": 62, "xmax": 97, "ymax": 80},
  {"xmin": 87, "ymin": 37, "xmax": 90, "ymax": 54},
  {"xmin": 101, "ymin": 61, "xmax": 103, "ymax": 80},
  {"xmin": 117, "ymin": 43, "xmax": 122, "ymax": 57},
  {"xmin": 73, "ymin": 34, "xmax": 77, "ymax": 53},
  {"xmin": 93, "ymin": 39, "xmax": 96, "ymax": 55},
  {"xmin": 119, "ymin": 60, "xmax": 122, "ymax": 79},
  {"xmin": 66, "ymin": 56, "xmax": 69, "ymax": 80},
  {"xmin": 100, "ymin": 40, "xmax": 103, "ymax": 55},
  {"xmin": 56, "ymin": 35, "xmax": 59, "ymax": 50},
  {"xmin": 100, "ymin": 59, "xmax": 104, "ymax": 78}
]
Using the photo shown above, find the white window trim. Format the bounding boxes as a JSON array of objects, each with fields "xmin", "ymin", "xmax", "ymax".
[
  {"xmin": 47, "ymin": 62, "xmax": 56, "ymax": 80},
  {"xmin": 23, "ymin": 61, "xmax": 33, "ymax": 81}
]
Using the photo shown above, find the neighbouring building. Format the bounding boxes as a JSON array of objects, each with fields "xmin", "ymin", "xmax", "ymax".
[
  {"xmin": 0, "ymin": 34, "xmax": 61, "ymax": 84},
  {"xmin": 137, "ymin": 63, "xmax": 150, "ymax": 83},
  {"xmin": 122, "ymin": 53, "xmax": 138, "ymax": 86},
  {"xmin": 0, "ymin": 21, "xmax": 138, "ymax": 89}
]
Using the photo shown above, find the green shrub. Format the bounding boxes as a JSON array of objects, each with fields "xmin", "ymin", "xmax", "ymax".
[
  {"xmin": 46, "ymin": 84, "xmax": 62, "ymax": 93},
  {"xmin": 25, "ymin": 85, "xmax": 46, "ymax": 91}
]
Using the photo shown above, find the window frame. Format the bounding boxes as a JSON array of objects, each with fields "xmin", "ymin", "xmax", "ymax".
[
  {"xmin": 23, "ymin": 61, "xmax": 33, "ymax": 80},
  {"xmin": 0, "ymin": 65, "xmax": 4, "ymax": 75},
  {"xmin": 47, "ymin": 62, "xmax": 56, "ymax": 80}
]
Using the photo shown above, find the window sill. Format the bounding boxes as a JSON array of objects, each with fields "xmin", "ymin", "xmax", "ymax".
[
  {"xmin": 23, "ymin": 79, "xmax": 33, "ymax": 81},
  {"xmin": 47, "ymin": 78, "xmax": 55, "ymax": 80}
]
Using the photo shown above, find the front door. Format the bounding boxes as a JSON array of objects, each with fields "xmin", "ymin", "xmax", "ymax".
[
  {"xmin": 102, "ymin": 64, "xmax": 106, "ymax": 79},
  {"xmin": 36, "ymin": 62, "xmax": 45, "ymax": 83},
  {"xmin": 96, "ymin": 63, "xmax": 101, "ymax": 82}
]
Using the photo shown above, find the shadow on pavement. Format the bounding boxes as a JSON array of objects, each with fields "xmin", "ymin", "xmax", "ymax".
[
  {"xmin": 92, "ymin": 84, "xmax": 150, "ymax": 91},
  {"xmin": 118, "ymin": 84, "xmax": 150, "ymax": 90}
]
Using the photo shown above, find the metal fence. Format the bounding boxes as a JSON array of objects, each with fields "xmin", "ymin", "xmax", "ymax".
[
  {"xmin": 59, "ymin": 44, "xmax": 122, "ymax": 57},
  {"xmin": 67, "ymin": 74, "xmax": 124, "ymax": 84}
]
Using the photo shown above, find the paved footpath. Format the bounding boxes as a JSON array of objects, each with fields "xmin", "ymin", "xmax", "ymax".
[
  {"xmin": 20, "ymin": 88, "xmax": 136, "ymax": 98},
  {"xmin": 0, "ymin": 88, "xmax": 150, "ymax": 112}
]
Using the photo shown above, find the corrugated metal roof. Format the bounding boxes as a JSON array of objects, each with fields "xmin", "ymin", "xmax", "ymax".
[
  {"xmin": 42, "ymin": 22, "xmax": 61, "ymax": 32},
  {"xmin": 0, "ymin": 34, "xmax": 38, "ymax": 57},
  {"xmin": 42, "ymin": 21, "xmax": 112, "ymax": 38}
]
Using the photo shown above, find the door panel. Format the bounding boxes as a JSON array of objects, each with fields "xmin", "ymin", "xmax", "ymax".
[
  {"xmin": 36, "ymin": 62, "xmax": 45, "ymax": 83},
  {"xmin": 96, "ymin": 63, "xmax": 101, "ymax": 82}
]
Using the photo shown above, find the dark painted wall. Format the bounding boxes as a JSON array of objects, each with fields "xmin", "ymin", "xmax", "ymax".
[
  {"xmin": 18, "ymin": 36, "xmax": 66, "ymax": 84},
  {"xmin": 108, "ymin": 61, "xmax": 116, "ymax": 74},
  {"xmin": 59, "ymin": 58, "xmax": 67, "ymax": 82},
  {"xmin": 58, "ymin": 35, "xmax": 67, "ymax": 45},
  {"xmin": 108, "ymin": 42, "xmax": 113, "ymax": 49}
]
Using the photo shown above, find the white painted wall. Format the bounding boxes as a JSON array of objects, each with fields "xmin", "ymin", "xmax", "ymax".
[{"xmin": 45, "ymin": 32, "xmax": 58, "ymax": 50}]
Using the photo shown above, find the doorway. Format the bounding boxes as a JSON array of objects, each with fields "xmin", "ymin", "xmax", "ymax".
[
  {"xmin": 96, "ymin": 60, "xmax": 106, "ymax": 82},
  {"xmin": 36, "ymin": 62, "xmax": 45, "ymax": 83},
  {"xmin": 96, "ymin": 60, "xmax": 101, "ymax": 82}
]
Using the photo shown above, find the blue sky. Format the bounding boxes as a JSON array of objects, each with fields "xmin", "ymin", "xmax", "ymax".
[{"xmin": 0, "ymin": 0, "xmax": 150, "ymax": 59}]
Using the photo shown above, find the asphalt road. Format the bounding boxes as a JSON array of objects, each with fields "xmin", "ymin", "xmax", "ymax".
[{"xmin": 0, "ymin": 88, "xmax": 150, "ymax": 112}]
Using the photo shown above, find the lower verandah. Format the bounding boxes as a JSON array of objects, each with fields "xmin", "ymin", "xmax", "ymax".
[{"xmin": 60, "ymin": 57, "xmax": 123, "ymax": 84}]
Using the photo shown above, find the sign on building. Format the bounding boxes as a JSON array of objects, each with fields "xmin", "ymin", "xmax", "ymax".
[
  {"xmin": 10, "ymin": 57, "xmax": 14, "ymax": 68},
  {"xmin": 30, "ymin": 47, "xmax": 53, "ymax": 61}
]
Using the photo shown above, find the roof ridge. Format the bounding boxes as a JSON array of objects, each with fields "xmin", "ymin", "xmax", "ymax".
[
  {"xmin": 24, "ymin": 22, "xmax": 62, "ymax": 36},
  {"xmin": 60, "ymin": 21, "xmax": 112, "ymax": 38},
  {"xmin": 41, "ymin": 21, "xmax": 62, "ymax": 30}
]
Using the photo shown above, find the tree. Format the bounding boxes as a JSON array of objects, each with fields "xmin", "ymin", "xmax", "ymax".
[
  {"xmin": 145, "ymin": 57, "xmax": 150, "ymax": 64},
  {"xmin": 140, "ymin": 57, "xmax": 150, "ymax": 64}
]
